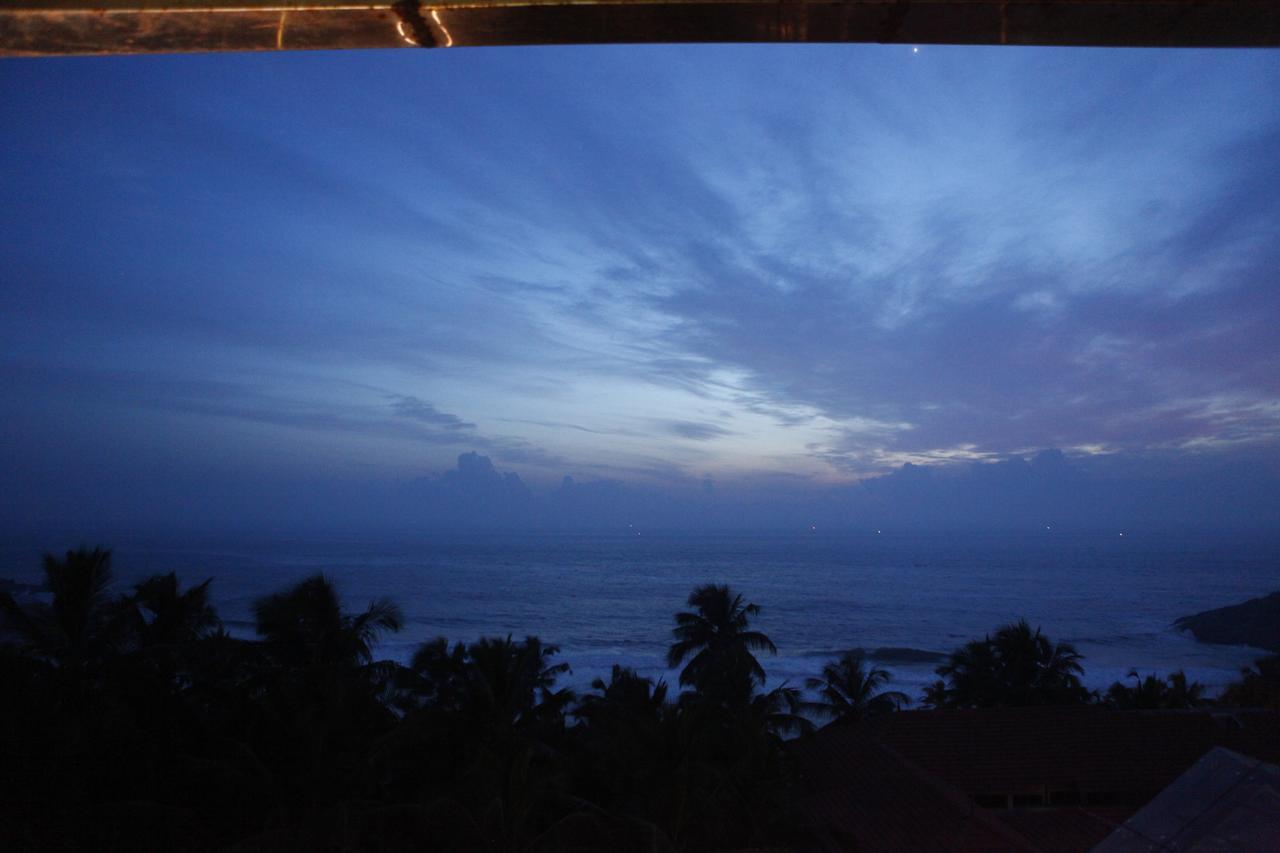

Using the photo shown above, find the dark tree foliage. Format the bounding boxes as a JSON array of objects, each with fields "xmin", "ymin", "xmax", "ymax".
[
  {"xmin": 803, "ymin": 651, "xmax": 910, "ymax": 723},
  {"xmin": 1219, "ymin": 654, "xmax": 1280, "ymax": 710},
  {"xmin": 1, "ymin": 551, "xmax": 820, "ymax": 851},
  {"xmin": 667, "ymin": 583, "xmax": 777, "ymax": 708},
  {"xmin": 1102, "ymin": 669, "xmax": 1208, "ymax": 709},
  {"xmin": 253, "ymin": 573, "xmax": 403, "ymax": 668},
  {"xmin": 0, "ymin": 547, "xmax": 124, "ymax": 674},
  {"xmin": 25, "ymin": 548, "xmax": 1250, "ymax": 851},
  {"xmin": 925, "ymin": 619, "xmax": 1090, "ymax": 708}
]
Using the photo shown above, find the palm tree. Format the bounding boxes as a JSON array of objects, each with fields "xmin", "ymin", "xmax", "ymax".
[
  {"xmin": 252, "ymin": 573, "xmax": 402, "ymax": 668},
  {"xmin": 930, "ymin": 619, "xmax": 1088, "ymax": 708},
  {"xmin": 922, "ymin": 678, "xmax": 950, "ymax": 709},
  {"xmin": 393, "ymin": 634, "xmax": 573, "ymax": 743},
  {"xmin": 112, "ymin": 573, "xmax": 225, "ymax": 727},
  {"xmin": 129, "ymin": 572, "xmax": 220, "ymax": 648},
  {"xmin": 231, "ymin": 576, "xmax": 405, "ymax": 825},
  {"xmin": 749, "ymin": 683, "xmax": 814, "ymax": 738},
  {"xmin": 391, "ymin": 636, "xmax": 469, "ymax": 714},
  {"xmin": 577, "ymin": 665, "xmax": 669, "ymax": 724},
  {"xmin": 1220, "ymin": 654, "xmax": 1280, "ymax": 709},
  {"xmin": 1166, "ymin": 670, "xmax": 1207, "ymax": 707},
  {"xmin": 457, "ymin": 635, "xmax": 574, "ymax": 735},
  {"xmin": 1104, "ymin": 669, "xmax": 1208, "ymax": 709},
  {"xmin": 980, "ymin": 619, "xmax": 1087, "ymax": 706},
  {"xmin": 379, "ymin": 635, "xmax": 579, "ymax": 852},
  {"xmin": 573, "ymin": 666, "xmax": 673, "ymax": 827},
  {"xmin": 805, "ymin": 652, "xmax": 909, "ymax": 723},
  {"xmin": 667, "ymin": 584, "xmax": 777, "ymax": 705},
  {"xmin": 931, "ymin": 637, "xmax": 1000, "ymax": 708},
  {"xmin": 0, "ymin": 546, "xmax": 123, "ymax": 670}
]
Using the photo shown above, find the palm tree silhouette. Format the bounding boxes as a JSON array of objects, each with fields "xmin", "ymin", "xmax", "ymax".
[
  {"xmin": 457, "ymin": 635, "xmax": 574, "ymax": 734},
  {"xmin": 571, "ymin": 666, "xmax": 675, "ymax": 845},
  {"xmin": 1104, "ymin": 669, "xmax": 1207, "ymax": 709},
  {"xmin": 381, "ymin": 635, "xmax": 579, "ymax": 853},
  {"xmin": 749, "ymin": 683, "xmax": 814, "ymax": 737},
  {"xmin": 252, "ymin": 573, "xmax": 402, "ymax": 668},
  {"xmin": 667, "ymin": 584, "xmax": 776, "ymax": 705},
  {"xmin": 578, "ymin": 664, "xmax": 669, "ymax": 724},
  {"xmin": 128, "ymin": 572, "xmax": 220, "ymax": 649},
  {"xmin": 1220, "ymin": 654, "xmax": 1280, "ymax": 709},
  {"xmin": 0, "ymin": 546, "xmax": 123, "ymax": 670},
  {"xmin": 930, "ymin": 619, "xmax": 1087, "ymax": 708},
  {"xmin": 804, "ymin": 651, "xmax": 909, "ymax": 723}
]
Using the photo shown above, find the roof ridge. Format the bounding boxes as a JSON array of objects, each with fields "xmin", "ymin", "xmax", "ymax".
[{"xmin": 865, "ymin": 732, "xmax": 1045, "ymax": 853}]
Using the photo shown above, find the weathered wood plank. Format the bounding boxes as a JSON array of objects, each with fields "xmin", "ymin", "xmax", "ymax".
[{"xmin": 3, "ymin": 0, "xmax": 1279, "ymax": 56}]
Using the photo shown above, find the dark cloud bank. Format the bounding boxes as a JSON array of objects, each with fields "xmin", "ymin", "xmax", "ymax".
[
  {"xmin": 386, "ymin": 447, "xmax": 1280, "ymax": 533},
  {"xmin": 12, "ymin": 448, "xmax": 1271, "ymax": 539}
]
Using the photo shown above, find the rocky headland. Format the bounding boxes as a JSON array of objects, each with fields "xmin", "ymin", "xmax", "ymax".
[{"xmin": 1174, "ymin": 592, "xmax": 1280, "ymax": 653}]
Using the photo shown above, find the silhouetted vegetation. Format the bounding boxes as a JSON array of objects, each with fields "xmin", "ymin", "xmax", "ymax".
[
  {"xmin": 1102, "ymin": 669, "xmax": 1209, "ymax": 709},
  {"xmin": 803, "ymin": 651, "xmax": 910, "ymax": 723},
  {"xmin": 0, "ymin": 547, "xmax": 1267, "ymax": 851},
  {"xmin": 0, "ymin": 552, "xmax": 814, "ymax": 851},
  {"xmin": 1219, "ymin": 654, "xmax": 1280, "ymax": 710},
  {"xmin": 923, "ymin": 618, "xmax": 1090, "ymax": 708}
]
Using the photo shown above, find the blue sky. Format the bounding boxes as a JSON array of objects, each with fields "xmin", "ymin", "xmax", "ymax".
[{"xmin": 2, "ymin": 45, "xmax": 1279, "ymax": 532}]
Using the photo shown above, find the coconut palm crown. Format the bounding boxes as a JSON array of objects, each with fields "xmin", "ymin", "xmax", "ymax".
[
  {"xmin": 1104, "ymin": 669, "xmax": 1208, "ymax": 709},
  {"xmin": 929, "ymin": 618, "xmax": 1088, "ymax": 708},
  {"xmin": 805, "ymin": 651, "xmax": 910, "ymax": 723},
  {"xmin": 0, "ymin": 546, "xmax": 122, "ymax": 669},
  {"xmin": 252, "ymin": 573, "xmax": 402, "ymax": 668},
  {"xmin": 667, "ymin": 583, "xmax": 777, "ymax": 704},
  {"xmin": 129, "ymin": 572, "xmax": 220, "ymax": 648}
]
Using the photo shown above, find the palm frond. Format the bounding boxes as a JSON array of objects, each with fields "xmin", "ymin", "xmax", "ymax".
[
  {"xmin": 666, "ymin": 639, "xmax": 701, "ymax": 668},
  {"xmin": 0, "ymin": 592, "xmax": 50, "ymax": 650},
  {"xmin": 738, "ymin": 631, "xmax": 778, "ymax": 655}
]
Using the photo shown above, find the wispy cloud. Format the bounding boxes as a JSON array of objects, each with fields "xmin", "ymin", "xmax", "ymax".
[
  {"xmin": 662, "ymin": 420, "xmax": 736, "ymax": 441},
  {"xmin": 1, "ymin": 45, "xmax": 1278, "ymax": 530},
  {"xmin": 389, "ymin": 395, "xmax": 475, "ymax": 430}
]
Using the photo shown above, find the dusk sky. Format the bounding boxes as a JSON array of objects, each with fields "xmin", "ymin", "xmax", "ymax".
[{"xmin": 3, "ymin": 45, "xmax": 1279, "ymax": 533}]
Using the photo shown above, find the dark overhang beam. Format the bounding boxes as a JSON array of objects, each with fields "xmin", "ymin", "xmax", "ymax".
[{"xmin": 3, "ymin": 0, "xmax": 1279, "ymax": 56}]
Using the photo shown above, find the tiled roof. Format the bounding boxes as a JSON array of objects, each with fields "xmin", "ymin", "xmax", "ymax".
[
  {"xmin": 997, "ymin": 808, "xmax": 1129, "ymax": 852},
  {"xmin": 864, "ymin": 707, "xmax": 1280, "ymax": 803},
  {"xmin": 789, "ymin": 708, "xmax": 1280, "ymax": 853},
  {"xmin": 790, "ymin": 726, "xmax": 1039, "ymax": 852},
  {"xmin": 1095, "ymin": 747, "xmax": 1280, "ymax": 852}
]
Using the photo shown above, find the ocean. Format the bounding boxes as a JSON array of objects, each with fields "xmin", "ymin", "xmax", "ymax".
[{"xmin": 2, "ymin": 531, "xmax": 1276, "ymax": 700}]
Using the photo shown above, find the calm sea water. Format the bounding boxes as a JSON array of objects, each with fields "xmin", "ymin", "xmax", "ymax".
[{"xmin": 2, "ymin": 531, "xmax": 1277, "ymax": 699}]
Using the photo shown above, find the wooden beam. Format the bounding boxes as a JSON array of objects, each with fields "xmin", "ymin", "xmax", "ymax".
[{"xmin": 3, "ymin": 0, "xmax": 1279, "ymax": 56}]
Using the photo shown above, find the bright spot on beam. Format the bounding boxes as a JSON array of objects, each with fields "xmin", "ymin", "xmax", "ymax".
[
  {"xmin": 912, "ymin": 46, "xmax": 919, "ymax": 54},
  {"xmin": 395, "ymin": 19, "xmax": 417, "ymax": 45},
  {"xmin": 430, "ymin": 9, "xmax": 454, "ymax": 47}
]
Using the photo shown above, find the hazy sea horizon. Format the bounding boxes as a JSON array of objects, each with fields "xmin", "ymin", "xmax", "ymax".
[{"xmin": 3, "ymin": 530, "xmax": 1277, "ymax": 700}]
